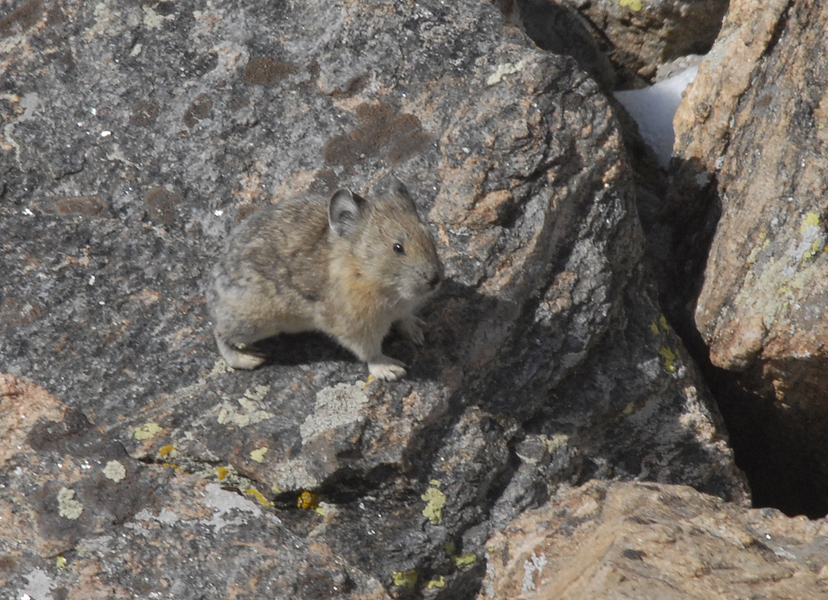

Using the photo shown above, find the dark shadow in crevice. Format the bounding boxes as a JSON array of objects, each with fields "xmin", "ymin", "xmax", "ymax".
[{"xmin": 638, "ymin": 151, "xmax": 828, "ymax": 518}]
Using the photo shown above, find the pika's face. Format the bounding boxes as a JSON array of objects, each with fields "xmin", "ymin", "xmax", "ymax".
[{"xmin": 359, "ymin": 196, "xmax": 443, "ymax": 303}]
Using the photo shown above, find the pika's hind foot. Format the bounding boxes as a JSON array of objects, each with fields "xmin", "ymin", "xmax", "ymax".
[{"xmin": 216, "ymin": 336, "xmax": 266, "ymax": 370}]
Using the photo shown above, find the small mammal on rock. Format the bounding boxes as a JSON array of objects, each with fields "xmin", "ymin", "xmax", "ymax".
[{"xmin": 207, "ymin": 179, "xmax": 443, "ymax": 381}]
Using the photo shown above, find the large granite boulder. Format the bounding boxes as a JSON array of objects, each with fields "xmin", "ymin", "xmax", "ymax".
[
  {"xmin": 671, "ymin": 0, "xmax": 828, "ymax": 517},
  {"xmin": 1, "ymin": 0, "xmax": 744, "ymax": 596},
  {"xmin": 481, "ymin": 480, "xmax": 828, "ymax": 599}
]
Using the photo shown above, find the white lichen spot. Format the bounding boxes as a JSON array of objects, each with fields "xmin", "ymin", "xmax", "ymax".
[
  {"xmin": 22, "ymin": 568, "xmax": 55, "ymax": 600},
  {"xmin": 157, "ymin": 508, "xmax": 179, "ymax": 525},
  {"xmin": 300, "ymin": 383, "xmax": 369, "ymax": 442},
  {"xmin": 209, "ymin": 358, "xmax": 232, "ymax": 377},
  {"xmin": 250, "ymin": 446, "xmax": 268, "ymax": 463},
  {"xmin": 142, "ymin": 4, "xmax": 175, "ymax": 28},
  {"xmin": 215, "ymin": 387, "xmax": 274, "ymax": 427},
  {"xmin": 521, "ymin": 552, "xmax": 548, "ymax": 593},
  {"xmin": 103, "ymin": 460, "xmax": 127, "ymax": 482},
  {"xmin": 57, "ymin": 487, "xmax": 84, "ymax": 520},
  {"xmin": 486, "ymin": 59, "xmax": 527, "ymax": 85},
  {"xmin": 204, "ymin": 483, "xmax": 261, "ymax": 531},
  {"xmin": 244, "ymin": 384, "xmax": 270, "ymax": 401},
  {"xmin": 271, "ymin": 460, "xmax": 320, "ymax": 491}
]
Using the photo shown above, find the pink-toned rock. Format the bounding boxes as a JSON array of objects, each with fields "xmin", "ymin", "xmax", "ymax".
[
  {"xmin": 481, "ymin": 480, "xmax": 828, "ymax": 600},
  {"xmin": 671, "ymin": 0, "xmax": 828, "ymax": 515},
  {"xmin": 0, "ymin": 374, "xmax": 391, "ymax": 599}
]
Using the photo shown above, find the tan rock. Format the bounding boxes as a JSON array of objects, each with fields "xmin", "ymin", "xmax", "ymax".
[
  {"xmin": 481, "ymin": 480, "xmax": 828, "ymax": 599},
  {"xmin": 672, "ymin": 0, "xmax": 828, "ymax": 514}
]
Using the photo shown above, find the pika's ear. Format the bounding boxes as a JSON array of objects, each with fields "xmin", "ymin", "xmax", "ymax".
[
  {"xmin": 390, "ymin": 178, "xmax": 416, "ymax": 210},
  {"xmin": 328, "ymin": 189, "xmax": 366, "ymax": 237}
]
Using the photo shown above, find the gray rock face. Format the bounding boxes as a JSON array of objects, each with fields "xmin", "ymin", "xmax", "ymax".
[{"xmin": 1, "ymin": 0, "xmax": 744, "ymax": 597}]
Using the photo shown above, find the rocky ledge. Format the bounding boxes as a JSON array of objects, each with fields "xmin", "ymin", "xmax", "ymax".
[{"xmin": 1, "ymin": 0, "xmax": 825, "ymax": 598}]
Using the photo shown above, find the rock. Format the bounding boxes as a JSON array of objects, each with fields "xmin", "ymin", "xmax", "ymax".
[
  {"xmin": 547, "ymin": 0, "xmax": 728, "ymax": 85},
  {"xmin": 0, "ymin": 374, "xmax": 391, "ymax": 599},
  {"xmin": 480, "ymin": 480, "xmax": 828, "ymax": 600},
  {"xmin": 1, "ymin": 0, "xmax": 745, "ymax": 596},
  {"xmin": 671, "ymin": 0, "xmax": 828, "ymax": 516},
  {"xmin": 513, "ymin": 0, "xmax": 618, "ymax": 91}
]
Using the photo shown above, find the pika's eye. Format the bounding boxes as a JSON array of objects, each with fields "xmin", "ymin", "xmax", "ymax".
[{"xmin": 393, "ymin": 243, "xmax": 405, "ymax": 255}]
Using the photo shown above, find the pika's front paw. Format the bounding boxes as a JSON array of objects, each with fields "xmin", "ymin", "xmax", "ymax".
[
  {"xmin": 216, "ymin": 337, "xmax": 266, "ymax": 370},
  {"xmin": 396, "ymin": 316, "xmax": 426, "ymax": 346},
  {"xmin": 368, "ymin": 356, "xmax": 407, "ymax": 381}
]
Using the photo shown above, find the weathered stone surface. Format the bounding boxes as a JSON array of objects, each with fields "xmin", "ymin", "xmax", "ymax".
[
  {"xmin": 0, "ymin": 374, "xmax": 390, "ymax": 599},
  {"xmin": 1, "ymin": 0, "xmax": 745, "ymax": 596},
  {"xmin": 513, "ymin": 0, "xmax": 617, "ymax": 91},
  {"xmin": 671, "ymin": 0, "xmax": 828, "ymax": 516},
  {"xmin": 480, "ymin": 480, "xmax": 828, "ymax": 600},
  {"xmin": 553, "ymin": 0, "xmax": 728, "ymax": 84}
]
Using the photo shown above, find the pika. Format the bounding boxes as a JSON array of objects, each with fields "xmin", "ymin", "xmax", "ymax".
[{"xmin": 207, "ymin": 179, "xmax": 443, "ymax": 381}]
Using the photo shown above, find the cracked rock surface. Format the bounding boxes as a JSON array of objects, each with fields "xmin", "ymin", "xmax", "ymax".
[
  {"xmin": 670, "ymin": 0, "xmax": 828, "ymax": 517},
  {"xmin": 2, "ymin": 0, "xmax": 745, "ymax": 597}
]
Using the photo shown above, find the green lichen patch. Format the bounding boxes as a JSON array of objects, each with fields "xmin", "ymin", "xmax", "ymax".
[
  {"xmin": 134, "ymin": 422, "xmax": 163, "ymax": 440},
  {"xmin": 421, "ymin": 482, "xmax": 446, "ymax": 525},
  {"xmin": 392, "ymin": 569, "xmax": 418, "ymax": 589},
  {"xmin": 659, "ymin": 346, "xmax": 677, "ymax": 372},
  {"xmin": 620, "ymin": 0, "xmax": 643, "ymax": 11}
]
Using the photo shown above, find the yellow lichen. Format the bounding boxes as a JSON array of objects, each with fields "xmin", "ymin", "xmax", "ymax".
[
  {"xmin": 804, "ymin": 238, "xmax": 821, "ymax": 260},
  {"xmin": 427, "ymin": 576, "xmax": 446, "ymax": 589},
  {"xmin": 620, "ymin": 0, "xmax": 643, "ymax": 11},
  {"xmin": 422, "ymin": 483, "xmax": 446, "ymax": 525},
  {"xmin": 55, "ymin": 555, "xmax": 67, "ymax": 569},
  {"xmin": 392, "ymin": 570, "xmax": 418, "ymax": 589},
  {"xmin": 134, "ymin": 422, "xmax": 163, "ymax": 440},
  {"xmin": 297, "ymin": 490, "xmax": 320, "ymax": 510},
  {"xmin": 659, "ymin": 346, "xmax": 677, "ymax": 372},
  {"xmin": 659, "ymin": 315, "xmax": 668, "ymax": 330},
  {"xmin": 158, "ymin": 444, "xmax": 175, "ymax": 457},
  {"xmin": 244, "ymin": 487, "xmax": 274, "ymax": 507},
  {"xmin": 801, "ymin": 211, "xmax": 820, "ymax": 233},
  {"xmin": 215, "ymin": 466, "xmax": 229, "ymax": 480},
  {"xmin": 453, "ymin": 552, "xmax": 477, "ymax": 567},
  {"xmin": 445, "ymin": 541, "xmax": 477, "ymax": 567},
  {"xmin": 270, "ymin": 483, "xmax": 282, "ymax": 494},
  {"xmin": 250, "ymin": 447, "xmax": 268, "ymax": 463},
  {"xmin": 622, "ymin": 402, "xmax": 636, "ymax": 416},
  {"xmin": 649, "ymin": 322, "xmax": 660, "ymax": 335}
]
